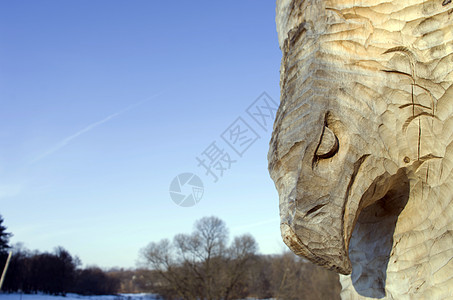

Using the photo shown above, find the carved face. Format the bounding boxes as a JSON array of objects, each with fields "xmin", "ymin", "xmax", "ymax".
[{"xmin": 269, "ymin": 0, "xmax": 453, "ymax": 274}]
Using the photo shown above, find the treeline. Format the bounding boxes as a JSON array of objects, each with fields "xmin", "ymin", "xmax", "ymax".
[
  {"xmin": 0, "ymin": 215, "xmax": 119, "ymax": 295},
  {"xmin": 1, "ymin": 215, "xmax": 341, "ymax": 299},
  {"xmin": 108, "ymin": 252, "xmax": 341, "ymax": 300},
  {"xmin": 1, "ymin": 245, "xmax": 119, "ymax": 295},
  {"xmin": 103, "ymin": 251, "xmax": 341, "ymax": 300},
  {"xmin": 136, "ymin": 216, "xmax": 341, "ymax": 300}
]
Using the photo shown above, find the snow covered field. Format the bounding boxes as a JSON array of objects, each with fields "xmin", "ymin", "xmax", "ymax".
[
  {"xmin": 0, "ymin": 294, "xmax": 159, "ymax": 300},
  {"xmin": 0, "ymin": 293, "xmax": 274, "ymax": 300}
]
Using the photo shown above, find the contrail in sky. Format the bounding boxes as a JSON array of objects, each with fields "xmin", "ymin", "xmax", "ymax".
[{"xmin": 31, "ymin": 91, "xmax": 165, "ymax": 163}]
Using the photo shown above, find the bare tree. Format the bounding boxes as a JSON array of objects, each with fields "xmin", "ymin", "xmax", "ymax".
[
  {"xmin": 139, "ymin": 216, "xmax": 258, "ymax": 300},
  {"xmin": 194, "ymin": 216, "xmax": 228, "ymax": 300},
  {"xmin": 222, "ymin": 234, "xmax": 258, "ymax": 300},
  {"xmin": 140, "ymin": 239, "xmax": 198, "ymax": 299},
  {"xmin": 194, "ymin": 216, "xmax": 228, "ymax": 259}
]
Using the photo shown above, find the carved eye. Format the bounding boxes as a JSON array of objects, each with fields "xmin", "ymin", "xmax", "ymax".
[{"xmin": 315, "ymin": 126, "xmax": 339, "ymax": 159}]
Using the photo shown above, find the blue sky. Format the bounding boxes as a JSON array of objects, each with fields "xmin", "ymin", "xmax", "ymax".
[{"xmin": 0, "ymin": 1, "xmax": 283, "ymax": 268}]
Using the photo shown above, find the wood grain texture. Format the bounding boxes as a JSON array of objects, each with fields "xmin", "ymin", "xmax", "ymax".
[{"xmin": 270, "ymin": 0, "xmax": 453, "ymax": 298}]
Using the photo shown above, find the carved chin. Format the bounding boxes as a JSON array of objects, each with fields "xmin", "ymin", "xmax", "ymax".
[
  {"xmin": 278, "ymin": 155, "xmax": 370, "ymax": 276},
  {"xmin": 281, "ymin": 222, "xmax": 352, "ymax": 275}
]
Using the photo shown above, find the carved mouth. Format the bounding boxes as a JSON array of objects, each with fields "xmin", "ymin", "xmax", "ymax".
[
  {"xmin": 342, "ymin": 162, "xmax": 410, "ymax": 278},
  {"xmin": 341, "ymin": 154, "xmax": 370, "ymax": 261},
  {"xmin": 346, "ymin": 169, "xmax": 410, "ymax": 296}
]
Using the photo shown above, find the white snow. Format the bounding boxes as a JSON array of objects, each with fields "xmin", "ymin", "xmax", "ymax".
[{"xmin": 0, "ymin": 293, "xmax": 159, "ymax": 300}]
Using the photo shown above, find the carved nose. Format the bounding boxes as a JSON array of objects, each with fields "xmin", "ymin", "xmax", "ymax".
[{"xmin": 316, "ymin": 127, "xmax": 339, "ymax": 159}]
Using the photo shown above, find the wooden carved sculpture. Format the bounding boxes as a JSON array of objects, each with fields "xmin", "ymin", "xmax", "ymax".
[{"xmin": 269, "ymin": 0, "xmax": 453, "ymax": 298}]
